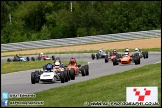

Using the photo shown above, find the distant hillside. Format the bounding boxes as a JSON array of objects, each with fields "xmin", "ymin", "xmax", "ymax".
[{"xmin": 1, "ymin": 1, "xmax": 161, "ymax": 44}]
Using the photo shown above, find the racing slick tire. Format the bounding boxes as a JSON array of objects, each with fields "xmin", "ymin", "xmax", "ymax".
[
  {"xmin": 7, "ymin": 58, "xmax": 12, "ymax": 62},
  {"xmin": 26, "ymin": 57, "xmax": 30, "ymax": 61},
  {"xmin": 81, "ymin": 66, "xmax": 86, "ymax": 76},
  {"xmin": 37, "ymin": 56, "xmax": 41, "ymax": 60},
  {"xmin": 134, "ymin": 56, "xmax": 139, "ymax": 65},
  {"xmin": 91, "ymin": 54, "xmax": 95, "ymax": 60},
  {"xmin": 116, "ymin": 54, "xmax": 122, "ymax": 59},
  {"xmin": 52, "ymin": 55, "xmax": 55, "ymax": 60},
  {"xmin": 63, "ymin": 70, "xmax": 68, "ymax": 82},
  {"xmin": 67, "ymin": 70, "xmax": 71, "ymax": 81},
  {"xmin": 105, "ymin": 55, "xmax": 109, "ymax": 63},
  {"xmin": 138, "ymin": 56, "xmax": 140, "ymax": 64},
  {"xmin": 96, "ymin": 54, "xmax": 99, "ymax": 59},
  {"xmin": 35, "ymin": 70, "xmax": 40, "ymax": 83},
  {"xmin": 60, "ymin": 71, "xmax": 65, "ymax": 83},
  {"xmin": 113, "ymin": 58, "xmax": 118, "ymax": 66},
  {"xmin": 31, "ymin": 57, "xmax": 35, "ymax": 61},
  {"xmin": 31, "ymin": 72, "xmax": 36, "ymax": 84},
  {"xmin": 145, "ymin": 51, "xmax": 148, "ymax": 58},
  {"xmin": 70, "ymin": 68, "xmax": 75, "ymax": 80},
  {"xmin": 142, "ymin": 52, "xmax": 146, "ymax": 59},
  {"xmin": 84, "ymin": 65, "xmax": 89, "ymax": 76}
]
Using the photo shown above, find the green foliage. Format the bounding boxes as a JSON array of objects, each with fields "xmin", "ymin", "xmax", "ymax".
[{"xmin": 1, "ymin": 1, "xmax": 161, "ymax": 44}]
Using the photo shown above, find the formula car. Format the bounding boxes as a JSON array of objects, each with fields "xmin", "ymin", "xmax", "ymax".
[
  {"xmin": 91, "ymin": 49, "xmax": 108, "ymax": 60},
  {"xmin": 31, "ymin": 53, "xmax": 55, "ymax": 61},
  {"xmin": 132, "ymin": 51, "xmax": 148, "ymax": 59},
  {"xmin": 7, "ymin": 55, "xmax": 30, "ymax": 62},
  {"xmin": 105, "ymin": 52, "xmax": 122, "ymax": 63},
  {"xmin": 65, "ymin": 58, "xmax": 89, "ymax": 80},
  {"xmin": 113, "ymin": 52, "xmax": 140, "ymax": 66},
  {"xmin": 31, "ymin": 63, "xmax": 69, "ymax": 84}
]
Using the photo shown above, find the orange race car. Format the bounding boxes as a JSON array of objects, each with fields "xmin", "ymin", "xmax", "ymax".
[
  {"xmin": 65, "ymin": 58, "xmax": 89, "ymax": 80},
  {"xmin": 113, "ymin": 52, "xmax": 140, "ymax": 66}
]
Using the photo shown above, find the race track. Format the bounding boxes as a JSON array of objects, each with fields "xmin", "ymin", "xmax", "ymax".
[{"xmin": 1, "ymin": 52, "xmax": 161, "ymax": 94}]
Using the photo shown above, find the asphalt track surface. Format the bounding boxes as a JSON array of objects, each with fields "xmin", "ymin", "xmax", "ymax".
[{"xmin": 1, "ymin": 52, "xmax": 161, "ymax": 94}]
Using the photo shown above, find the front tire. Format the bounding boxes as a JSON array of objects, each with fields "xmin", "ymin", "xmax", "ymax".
[
  {"xmin": 91, "ymin": 54, "xmax": 95, "ymax": 60},
  {"xmin": 64, "ymin": 70, "xmax": 68, "ymax": 82},
  {"xmin": 60, "ymin": 72, "xmax": 65, "ymax": 83},
  {"xmin": 31, "ymin": 72, "xmax": 36, "ymax": 84}
]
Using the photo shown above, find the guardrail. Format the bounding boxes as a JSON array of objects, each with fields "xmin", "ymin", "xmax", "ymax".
[{"xmin": 1, "ymin": 29, "xmax": 161, "ymax": 52}]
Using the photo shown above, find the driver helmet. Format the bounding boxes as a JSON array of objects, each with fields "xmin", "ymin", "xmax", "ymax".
[
  {"xmin": 46, "ymin": 64, "xmax": 52, "ymax": 71},
  {"xmin": 113, "ymin": 49, "xmax": 117, "ymax": 53},
  {"xmin": 54, "ymin": 61, "xmax": 60, "ymax": 68},
  {"xmin": 99, "ymin": 49, "xmax": 103, "ymax": 53},
  {"xmin": 40, "ymin": 52, "xmax": 43, "ymax": 55},
  {"xmin": 124, "ymin": 52, "xmax": 129, "ymax": 56},
  {"xmin": 55, "ymin": 57, "xmax": 61, "ymax": 63},
  {"xmin": 70, "ymin": 58, "xmax": 76, "ymax": 64},
  {"xmin": 125, "ymin": 48, "xmax": 129, "ymax": 52},
  {"xmin": 135, "ymin": 48, "xmax": 139, "ymax": 52}
]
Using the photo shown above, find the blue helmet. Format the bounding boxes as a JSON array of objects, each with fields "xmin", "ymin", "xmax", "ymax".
[{"xmin": 46, "ymin": 64, "xmax": 52, "ymax": 70}]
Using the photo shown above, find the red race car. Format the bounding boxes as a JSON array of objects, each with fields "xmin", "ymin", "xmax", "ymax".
[{"xmin": 31, "ymin": 53, "xmax": 55, "ymax": 61}]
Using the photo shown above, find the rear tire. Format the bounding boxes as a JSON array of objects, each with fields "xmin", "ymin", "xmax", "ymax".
[
  {"xmin": 7, "ymin": 58, "xmax": 12, "ymax": 62},
  {"xmin": 142, "ymin": 52, "xmax": 146, "ymax": 59},
  {"xmin": 31, "ymin": 57, "xmax": 35, "ymax": 61},
  {"xmin": 81, "ymin": 66, "xmax": 86, "ymax": 76},
  {"xmin": 70, "ymin": 68, "xmax": 75, "ymax": 80},
  {"xmin": 105, "ymin": 55, "xmax": 109, "ymax": 63},
  {"xmin": 52, "ymin": 55, "xmax": 55, "ymax": 60},
  {"xmin": 96, "ymin": 54, "xmax": 99, "ymax": 59},
  {"xmin": 26, "ymin": 57, "xmax": 30, "ymax": 61},
  {"xmin": 113, "ymin": 58, "xmax": 118, "ymax": 66},
  {"xmin": 84, "ymin": 65, "xmax": 89, "ymax": 76},
  {"xmin": 134, "ymin": 57, "xmax": 138, "ymax": 65},
  {"xmin": 145, "ymin": 51, "xmax": 148, "ymax": 58}
]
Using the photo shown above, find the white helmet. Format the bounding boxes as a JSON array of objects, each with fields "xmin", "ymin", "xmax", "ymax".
[
  {"xmin": 54, "ymin": 61, "xmax": 60, "ymax": 68},
  {"xmin": 40, "ymin": 52, "xmax": 43, "ymax": 55},
  {"xmin": 124, "ymin": 52, "xmax": 128, "ymax": 56},
  {"xmin": 135, "ymin": 48, "xmax": 139, "ymax": 51},
  {"xmin": 125, "ymin": 48, "xmax": 129, "ymax": 52}
]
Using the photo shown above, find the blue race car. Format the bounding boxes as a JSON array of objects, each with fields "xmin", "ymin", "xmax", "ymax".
[{"xmin": 7, "ymin": 54, "xmax": 30, "ymax": 62}]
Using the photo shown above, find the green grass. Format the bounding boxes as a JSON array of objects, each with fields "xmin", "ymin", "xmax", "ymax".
[
  {"xmin": 1, "ymin": 60, "xmax": 87, "ymax": 74},
  {"xmin": 1, "ymin": 48, "xmax": 161, "ymax": 57},
  {"xmin": 8, "ymin": 62, "xmax": 161, "ymax": 107}
]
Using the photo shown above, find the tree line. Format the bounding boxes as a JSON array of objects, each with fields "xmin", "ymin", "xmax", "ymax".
[{"xmin": 1, "ymin": 1, "xmax": 161, "ymax": 44}]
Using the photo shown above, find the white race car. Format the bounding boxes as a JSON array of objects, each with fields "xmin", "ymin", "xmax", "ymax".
[
  {"xmin": 31, "ymin": 63, "xmax": 69, "ymax": 84},
  {"xmin": 91, "ymin": 49, "xmax": 108, "ymax": 60}
]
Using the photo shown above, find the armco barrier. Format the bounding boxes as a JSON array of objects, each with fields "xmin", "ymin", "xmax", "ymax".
[{"xmin": 1, "ymin": 29, "xmax": 161, "ymax": 51}]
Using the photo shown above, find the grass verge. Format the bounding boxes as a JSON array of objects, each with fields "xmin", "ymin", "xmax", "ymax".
[
  {"xmin": 1, "ymin": 48, "xmax": 161, "ymax": 57},
  {"xmin": 8, "ymin": 62, "xmax": 161, "ymax": 107},
  {"xmin": 1, "ymin": 60, "xmax": 87, "ymax": 74}
]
